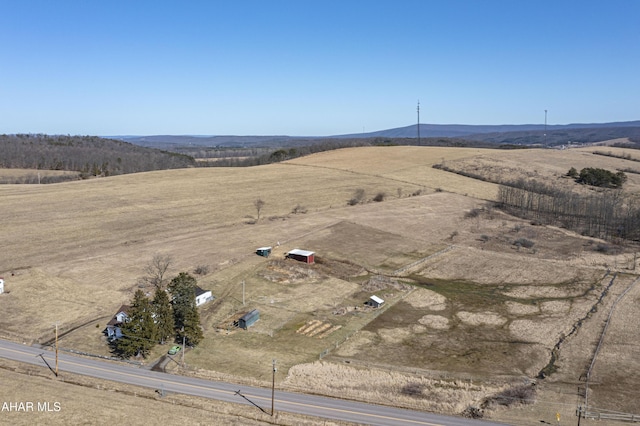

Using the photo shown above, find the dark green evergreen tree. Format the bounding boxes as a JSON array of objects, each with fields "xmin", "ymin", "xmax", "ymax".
[
  {"xmin": 567, "ymin": 167, "xmax": 578, "ymax": 178},
  {"xmin": 116, "ymin": 290, "xmax": 157, "ymax": 358},
  {"xmin": 180, "ymin": 303, "xmax": 203, "ymax": 346},
  {"xmin": 152, "ymin": 287, "xmax": 174, "ymax": 344},
  {"xmin": 168, "ymin": 272, "xmax": 203, "ymax": 346}
]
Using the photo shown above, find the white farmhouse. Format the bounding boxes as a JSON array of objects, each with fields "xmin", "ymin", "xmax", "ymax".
[{"xmin": 195, "ymin": 286, "xmax": 214, "ymax": 307}]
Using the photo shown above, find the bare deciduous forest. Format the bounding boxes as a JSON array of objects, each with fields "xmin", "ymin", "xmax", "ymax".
[
  {"xmin": 0, "ymin": 134, "xmax": 195, "ymax": 181},
  {"xmin": 497, "ymin": 181, "xmax": 640, "ymax": 241}
]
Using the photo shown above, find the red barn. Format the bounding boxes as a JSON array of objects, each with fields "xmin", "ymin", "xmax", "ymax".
[{"xmin": 286, "ymin": 249, "xmax": 315, "ymax": 264}]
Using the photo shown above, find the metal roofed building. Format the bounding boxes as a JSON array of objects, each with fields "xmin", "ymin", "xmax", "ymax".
[
  {"xmin": 286, "ymin": 249, "xmax": 315, "ymax": 264},
  {"xmin": 237, "ymin": 309, "xmax": 260, "ymax": 330},
  {"xmin": 368, "ymin": 295, "xmax": 385, "ymax": 308}
]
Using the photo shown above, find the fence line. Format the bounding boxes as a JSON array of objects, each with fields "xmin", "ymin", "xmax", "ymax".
[
  {"xmin": 392, "ymin": 245, "xmax": 455, "ymax": 276},
  {"xmin": 583, "ymin": 276, "xmax": 640, "ymax": 414},
  {"xmin": 579, "ymin": 406, "xmax": 640, "ymax": 422}
]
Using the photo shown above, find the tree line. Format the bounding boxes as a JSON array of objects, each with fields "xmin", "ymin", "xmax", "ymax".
[
  {"xmin": 113, "ymin": 272, "xmax": 203, "ymax": 358},
  {"xmin": 497, "ymin": 178, "xmax": 640, "ymax": 241},
  {"xmin": 1, "ymin": 133, "xmax": 195, "ymax": 178}
]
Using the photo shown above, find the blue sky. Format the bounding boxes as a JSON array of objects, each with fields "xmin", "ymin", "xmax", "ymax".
[{"xmin": 1, "ymin": 1, "xmax": 638, "ymax": 136}]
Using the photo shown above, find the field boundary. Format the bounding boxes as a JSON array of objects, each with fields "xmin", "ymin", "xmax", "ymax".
[
  {"xmin": 583, "ymin": 275, "xmax": 640, "ymax": 412},
  {"xmin": 392, "ymin": 245, "xmax": 455, "ymax": 276}
]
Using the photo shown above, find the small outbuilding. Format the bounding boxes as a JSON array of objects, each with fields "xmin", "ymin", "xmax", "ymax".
[
  {"xmin": 368, "ymin": 295, "xmax": 385, "ymax": 308},
  {"xmin": 286, "ymin": 249, "xmax": 315, "ymax": 264},
  {"xmin": 237, "ymin": 309, "xmax": 260, "ymax": 330},
  {"xmin": 195, "ymin": 286, "xmax": 214, "ymax": 307},
  {"xmin": 256, "ymin": 246, "xmax": 272, "ymax": 257},
  {"xmin": 0, "ymin": 277, "xmax": 4, "ymax": 294}
]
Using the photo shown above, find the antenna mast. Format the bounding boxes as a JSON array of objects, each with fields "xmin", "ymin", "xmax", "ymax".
[
  {"xmin": 544, "ymin": 109, "xmax": 548, "ymax": 145},
  {"xmin": 417, "ymin": 100, "xmax": 421, "ymax": 145}
]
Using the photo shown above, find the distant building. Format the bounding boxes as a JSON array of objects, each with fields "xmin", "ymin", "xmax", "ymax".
[
  {"xmin": 286, "ymin": 249, "xmax": 315, "ymax": 264},
  {"xmin": 195, "ymin": 286, "xmax": 214, "ymax": 307},
  {"xmin": 0, "ymin": 277, "xmax": 4, "ymax": 294},
  {"xmin": 256, "ymin": 246, "xmax": 272, "ymax": 257},
  {"xmin": 236, "ymin": 309, "xmax": 260, "ymax": 330},
  {"xmin": 368, "ymin": 295, "xmax": 384, "ymax": 308}
]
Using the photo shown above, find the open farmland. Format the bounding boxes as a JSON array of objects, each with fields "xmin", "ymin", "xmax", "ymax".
[{"xmin": 1, "ymin": 145, "xmax": 639, "ymax": 424}]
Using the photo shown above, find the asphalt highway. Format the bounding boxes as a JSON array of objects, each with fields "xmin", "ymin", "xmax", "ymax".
[{"xmin": 0, "ymin": 339, "xmax": 506, "ymax": 426}]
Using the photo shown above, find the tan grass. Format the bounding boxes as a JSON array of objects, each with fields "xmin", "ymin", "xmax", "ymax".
[
  {"xmin": 417, "ymin": 314, "xmax": 450, "ymax": 330},
  {"xmin": 443, "ymin": 146, "xmax": 640, "ymax": 196},
  {"xmin": 333, "ymin": 331, "xmax": 375, "ymax": 357},
  {"xmin": 502, "ymin": 285, "xmax": 582, "ymax": 299},
  {"xmin": 284, "ymin": 361, "xmax": 509, "ymax": 415},
  {"xmin": 505, "ymin": 301, "xmax": 540, "ymax": 315},
  {"xmin": 287, "ymin": 146, "xmax": 503, "ymax": 200},
  {"xmin": 0, "ymin": 168, "xmax": 77, "ymax": 179},
  {"xmin": 540, "ymin": 300, "xmax": 571, "ymax": 315},
  {"xmin": 417, "ymin": 246, "xmax": 593, "ymax": 285},
  {"xmin": 377, "ymin": 327, "xmax": 412, "ymax": 344},
  {"xmin": 3, "ymin": 145, "xmax": 640, "ymax": 422},
  {"xmin": 509, "ymin": 319, "xmax": 566, "ymax": 345},
  {"xmin": 409, "ymin": 324, "xmax": 427, "ymax": 333},
  {"xmin": 0, "ymin": 360, "xmax": 348, "ymax": 426},
  {"xmin": 456, "ymin": 311, "xmax": 507, "ymax": 327},
  {"xmin": 403, "ymin": 288, "xmax": 447, "ymax": 310}
]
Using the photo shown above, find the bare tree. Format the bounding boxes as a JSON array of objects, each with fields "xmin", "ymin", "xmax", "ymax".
[
  {"xmin": 144, "ymin": 254, "xmax": 173, "ymax": 289},
  {"xmin": 254, "ymin": 198, "xmax": 265, "ymax": 222}
]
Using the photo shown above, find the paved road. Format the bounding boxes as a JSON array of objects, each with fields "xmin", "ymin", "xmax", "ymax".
[{"xmin": 0, "ymin": 339, "xmax": 505, "ymax": 426}]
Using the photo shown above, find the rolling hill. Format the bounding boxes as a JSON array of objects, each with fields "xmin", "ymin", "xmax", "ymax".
[{"xmin": 114, "ymin": 120, "xmax": 640, "ymax": 148}]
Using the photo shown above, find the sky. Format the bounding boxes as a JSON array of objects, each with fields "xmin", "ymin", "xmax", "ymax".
[{"xmin": 0, "ymin": 1, "xmax": 638, "ymax": 136}]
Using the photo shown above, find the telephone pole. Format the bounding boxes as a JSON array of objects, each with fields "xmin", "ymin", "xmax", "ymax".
[
  {"xmin": 54, "ymin": 322, "xmax": 59, "ymax": 377},
  {"xmin": 181, "ymin": 327, "xmax": 186, "ymax": 368},
  {"xmin": 271, "ymin": 359, "xmax": 277, "ymax": 416}
]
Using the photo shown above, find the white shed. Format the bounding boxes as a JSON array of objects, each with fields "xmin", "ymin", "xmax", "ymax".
[
  {"xmin": 195, "ymin": 286, "xmax": 214, "ymax": 307},
  {"xmin": 368, "ymin": 295, "xmax": 384, "ymax": 308},
  {"xmin": 0, "ymin": 277, "xmax": 4, "ymax": 294}
]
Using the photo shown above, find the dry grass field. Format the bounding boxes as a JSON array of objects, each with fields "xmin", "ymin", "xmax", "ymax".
[
  {"xmin": 0, "ymin": 168, "xmax": 79, "ymax": 184},
  {"xmin": 1, "ymin": 145, "xmax": 639, "ymax": 424},
  {"xmin": 0, "ymin": 359, "xmax": 345, "ymax": 426}
]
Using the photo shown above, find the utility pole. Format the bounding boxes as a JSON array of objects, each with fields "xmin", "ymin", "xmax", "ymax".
[
  {"xmin": 54, "ymin": 322, "xmax": 59, "ymax": 377},
  {"xmin": 242, "ymin": 280, "xmax": 245, "ymax": 306},
  {"xmin": 417, "ymin": 100, "xmax": 421, "ymax": 145},
  {"xmin": 181, "ymin": 327, "xmax": 186, "ymax": 368},
  {"xmin": 271, "ymin": 359, "xmax": 277, "ymax": 416},
  {"xmin": 577, "ymin": 404, "xmax": 582, "ymax": 426}
]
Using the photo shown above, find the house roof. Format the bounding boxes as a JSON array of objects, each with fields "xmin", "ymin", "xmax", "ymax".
[
  {"xmin": 370, "ymin": 295, "xmax": 384, "ymax": 304},
  {"xmin": 288, "ymin": 249, "xmax": 315, "ymax": 257},
  {"xmin": 195, "ymin": 286, "xmax": 211, "ymax": 297},
  {"xmin": 256, "ymin": 246, "xmax": 272, "ymax": 251},
  {"xmin": 240, "ymin": 309, "xmax": 260, "ymax": 322},
  {"xmin": 107, "ymin": 304, "xmax": 131, "ymax": 326}
]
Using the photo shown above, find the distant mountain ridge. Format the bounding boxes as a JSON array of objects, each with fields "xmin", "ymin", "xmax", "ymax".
[
  {"xmin": 113, "ymin": 120, "xmax": 640, "ymax": 148},
  {"xmin": 340, "ymin": 120, "xmax": 640, "ymax": 139}
]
